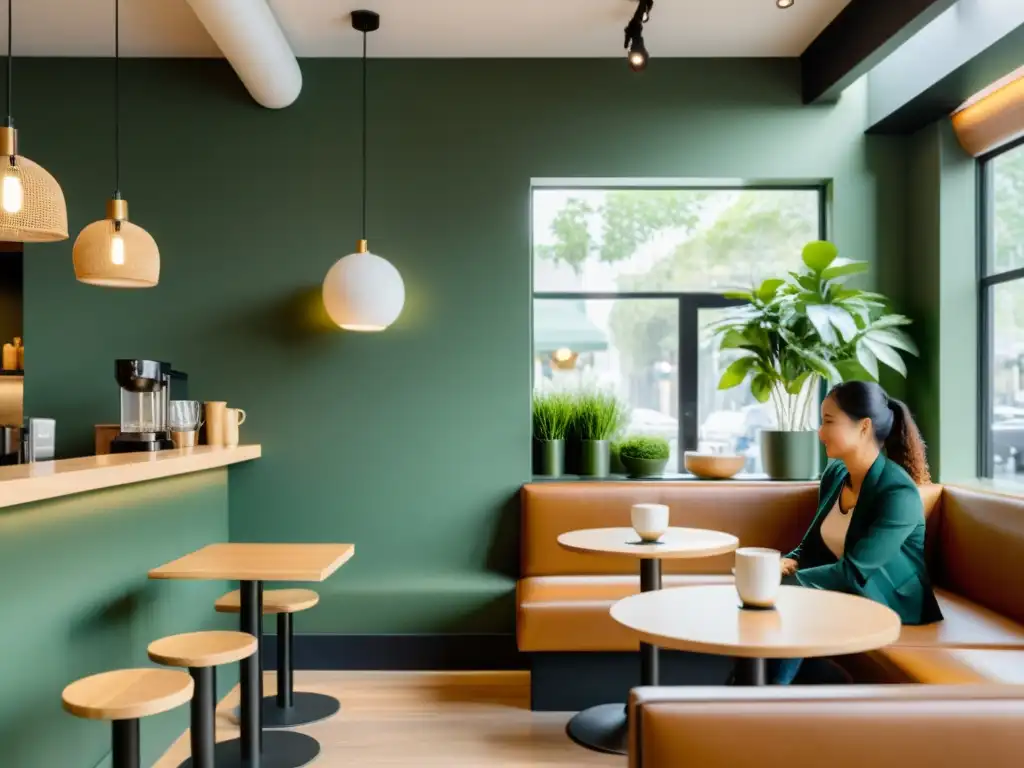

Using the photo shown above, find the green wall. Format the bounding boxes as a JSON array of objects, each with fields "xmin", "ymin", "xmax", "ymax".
[
  {"xmin": 0, "ymin": 470, "xmax": 233, "ymax": 768},
  {"xmin": 901, "ymin": 120, "xmax": 977, "ymax": 481},
  {"xmin": 19, "ymin": 58, "xmax": 906, "ymax": 633}
]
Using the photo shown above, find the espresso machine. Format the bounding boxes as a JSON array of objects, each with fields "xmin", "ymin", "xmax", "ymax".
[{"xmin": 111, "ymin": 359, "xmax": 188, "ymax": 453}]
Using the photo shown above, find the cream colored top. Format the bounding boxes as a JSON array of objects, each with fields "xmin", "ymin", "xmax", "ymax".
[
  {"xmin": 819, "ymin": 500, "xmax": 853, "ymax": 558},
  {"xmin": 557, "ymin": 527, "xmax": 739, "ymax": 560},
  {"xmin": 0, "ymin": 445, "xmax": 261, "ymax": 510},
  {"xmin": 610, "ymin": 584, "xmax": 901, "ymax": 659}
]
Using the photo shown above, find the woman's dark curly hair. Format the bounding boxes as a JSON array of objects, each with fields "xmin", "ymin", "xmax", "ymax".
[{"xmin": 828, "ymin": 381, "xmax": 931, "ymax": 485}]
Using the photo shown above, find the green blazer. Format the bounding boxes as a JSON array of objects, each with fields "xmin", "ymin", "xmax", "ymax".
[{"xmin": 787, "ymin": 454, "xmax": 943, "ymax": 625}]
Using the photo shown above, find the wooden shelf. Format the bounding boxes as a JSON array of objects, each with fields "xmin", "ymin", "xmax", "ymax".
[{"xmin": 0, "ymin": 369, "xmax": 23, "ymax": 376}]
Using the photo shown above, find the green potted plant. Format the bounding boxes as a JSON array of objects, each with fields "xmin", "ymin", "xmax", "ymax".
[
  {"xmin": 572, "ymin": 392, "xmax": 626, "ymax": 477},
  {"xmin": 619, "ymin": 436, "xmax": 671, "ymax": 478},
  {"xmin": 712, "ymin": 241, "xmax": 917, "ymax": 480},
  {"xmin": 532, "ymin": 392, "xmax": 573, "ymax": 477}
]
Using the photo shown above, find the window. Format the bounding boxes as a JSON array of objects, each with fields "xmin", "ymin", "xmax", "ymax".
[
  {"xmin": 980, "ymin": 138, "xmax": 1024, "ymax": 478},
  {"xmin": 532, "ymin": 186, "xmax": 824, "ymax": 474}
]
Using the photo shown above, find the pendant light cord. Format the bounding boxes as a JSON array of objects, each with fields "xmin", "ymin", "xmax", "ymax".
[
  {"xmin": 361, "ymin": 28, "xmax": 367, "ymax": 241},
  {"xmin": 6, "ymin": 0, "xmax": 12, "ymax": 125},
  {"xmin": 113, "ymin": 0, "xmax": 120, "ymax": 196}
]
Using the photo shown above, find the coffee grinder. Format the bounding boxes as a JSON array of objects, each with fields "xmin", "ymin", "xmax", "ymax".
[{"xmin": 111, "ymin": 359, "xmax": 188, "ymax": 453}]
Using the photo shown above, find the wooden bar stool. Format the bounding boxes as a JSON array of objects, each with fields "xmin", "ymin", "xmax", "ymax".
[
  {"xmin": 62, "ymin": 669, "xmax": 194, "ymax": 768},
  {"xmin": 216, "ymin": 588, "xmax": 339, "ymax": 728},
  {"xmin": 148, "ymin": 631, "xmax": 257, "ymax": 768}
]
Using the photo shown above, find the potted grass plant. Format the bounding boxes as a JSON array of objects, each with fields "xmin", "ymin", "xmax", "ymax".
[
  {"xmin": 619, "ymin": 436, "xmax": 671, "ymax": 479},
  {"xmin": 572, "ymin": 392, "xmax": 626, "ymax": 478},
  {"xmin": 712, "ymin": 241, "xmax": 917, "ymax": 480},
  {"xmin": 532, "ymin": 392, "xmax": 573, "ymax": 476}
]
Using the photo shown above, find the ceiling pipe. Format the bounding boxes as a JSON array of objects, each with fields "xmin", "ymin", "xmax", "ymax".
[{"xmin": 185, "ymin": 0, "xmax": 301, "ymax": 109}]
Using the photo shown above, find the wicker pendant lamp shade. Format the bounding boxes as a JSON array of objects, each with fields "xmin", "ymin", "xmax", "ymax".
[
  {"xmin": 0, "ymin": 1, "xmax": 68, "ymax": 242},
  {"xmin": 72, "ymin": 0, "xmax": 159, "ymax": 288},
  {"xmin": 321, "ymin": 10, "xmax": 405, "ymax": 332}
]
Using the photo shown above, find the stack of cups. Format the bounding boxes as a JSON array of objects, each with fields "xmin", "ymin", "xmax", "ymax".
[{"xmin": 168, "ymin": 401, "xmax": 204, "ymax": 449}]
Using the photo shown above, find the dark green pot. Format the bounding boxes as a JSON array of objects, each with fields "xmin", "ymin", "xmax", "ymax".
[
  {"xmin": 579, "ymin": 440, "xmax": 611, "ymax": 477},
  {"xmin": 760, "ymin": 430, "xmax": 821, "ymax": 480},
  {"xmin": 621, "ymin": 455, "xmax": 669, "ymax": 479},
  {"xmin": 610, "ymin": 444, "xmax": 627, "ymax": 475},
  {"xmin": 533, "ymin": 439, "xmax": 565, "ymax": 477}
]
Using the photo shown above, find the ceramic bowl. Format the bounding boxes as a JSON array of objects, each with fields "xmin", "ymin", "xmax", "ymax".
[{"xmin": 684, "ymin": 452, "xmax": 745, "ymax": 479}]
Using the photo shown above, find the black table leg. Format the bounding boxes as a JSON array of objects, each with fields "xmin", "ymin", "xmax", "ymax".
[
  {"xmin": 567, "ymin": 558, "xmax": 663, "ymax": 756},
  {"xmin": 240, "ymin": 580, "xmax": 263, "ymax": 762},
  {"xmin": 639, "ymin": 558, "xmax": 662, "ymax": 687},
  {"xmin": 208, "ymin": 580, "xmax": 321, "ymax": 768},
  {"xmin": 733, "ymin": 657, "xmax": 768, "ymax": 686}
]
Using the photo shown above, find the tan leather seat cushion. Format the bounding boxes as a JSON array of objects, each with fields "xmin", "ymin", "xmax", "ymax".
[
  {"xmin": 517, "ymin": 574, "xmax": 733, "ymax": 652},
  {"xmin": 935, "ymin": 487, "xmax": 1024, "ymax": 626},
  {"xmin": 877, "ymin": 648, "xmax": 1024, "ymax": 684},
  {"xmin": 630, "ymin": 686, "xmax": 1024, "ymax": 768},
  {"xmin": 894, "ymin": 589, "xmax": 1024, "ymax": 648},
  {"xmin": 521, "ymin": 482, "xmax": 818, "ymax": 577}
]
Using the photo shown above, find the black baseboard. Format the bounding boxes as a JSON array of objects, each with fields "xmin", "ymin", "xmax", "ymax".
[
  {"xmin": 529, "ymin": 651, "xmax": 733, "ymax": 711},
  {"xmin": 260, "ymin": 633, "xmax": 526, "ymax": 671}
]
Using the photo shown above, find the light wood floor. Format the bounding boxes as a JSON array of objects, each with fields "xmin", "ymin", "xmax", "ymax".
[{"xmin": 155, "ymin": 671, "xmax": 623, "ymax": 767}]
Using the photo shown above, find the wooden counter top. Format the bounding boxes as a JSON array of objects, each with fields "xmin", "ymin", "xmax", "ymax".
[{"xmin": 0, "ymin": 445, "xmax": 261, "ymax": 510}]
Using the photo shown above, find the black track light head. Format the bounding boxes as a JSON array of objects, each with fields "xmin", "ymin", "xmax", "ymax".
[
  {"xmin": 624, "ymin": 1, "xmax": 653, "ymax": 72},
  {"xmin": 628, "ymin": 36, "xmax": 649, "ymax": 72}
]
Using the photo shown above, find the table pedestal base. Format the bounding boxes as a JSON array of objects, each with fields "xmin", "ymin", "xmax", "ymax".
[
  {"xmin": 565, "ymin": 703, "xmax": 628, "ymax": 755},
  {"xmin": 232, "ymin": 693, "xmax": 341, "ymax": 729},
  {"xmin": 178, "ymin": 731, "xmax": 320, "ymax": 768}
]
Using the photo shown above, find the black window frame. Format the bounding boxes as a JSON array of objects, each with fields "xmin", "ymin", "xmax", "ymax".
[
  {"xmin": 978, "ymin": 134, "xmax": 1024, "ymax": 478},
  {"xmin": 531, "ymin": 183, "xmax": 829, "ymax": 473}
]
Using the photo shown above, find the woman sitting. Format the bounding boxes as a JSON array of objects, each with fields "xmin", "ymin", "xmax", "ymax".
[{"xmin": 771, "ymin": 380, "xmax": 943, "ymax": 685}]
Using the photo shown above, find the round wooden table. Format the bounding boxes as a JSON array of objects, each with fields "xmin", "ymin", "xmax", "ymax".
[
  {"xmin": 556, "ymin": 527, "xmax": 738, "ymax": 756},
  {"xmin": 611, "ymin": 584, "xmax": 901, "ymax": 685}
]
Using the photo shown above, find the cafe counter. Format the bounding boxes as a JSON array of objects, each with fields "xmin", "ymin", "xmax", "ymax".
[
  {"xmin": 0, "ymin": 444, "xmax": 261, "ymax": 509},
  {"xmin": 0, "ymin": 445, "xmax": 260, "ymax": 767}
]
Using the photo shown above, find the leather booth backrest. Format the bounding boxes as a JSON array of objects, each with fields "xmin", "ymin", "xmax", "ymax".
[
  {"xmin": 521, "ymin": 482, "xmax": 819, "ymax": 577},
  {"xmin": 634, "ymin": 696, "xmax": 1024, "ymax": 768},
  {"xmin": 919, "ymin": 483, "xmax": 944, "ymax": 571},
  {"xmin": 937, "ymin": 487, "xmax": 1024, "ymax": 626}
]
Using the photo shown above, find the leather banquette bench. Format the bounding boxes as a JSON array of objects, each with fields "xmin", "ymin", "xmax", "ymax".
[{"xmin": 518, "ymin": 481, "xmax": 1024, "ymax": 710}]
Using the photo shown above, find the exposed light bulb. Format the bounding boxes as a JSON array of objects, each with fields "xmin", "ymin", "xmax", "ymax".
[
  {"xmin": 2, "ymin": 166, "xmax": 23, "ymax": 214},
  {"xmin": 628, "ymin": 38, "xmax": 649, "ymax": 72},
  {"xmin": 776, "ymin": 0, "xmax": 794, "ymax": 8},
  {"xmin": 110, "ymin": 232, "xmax": 125, "ymax": 265}
]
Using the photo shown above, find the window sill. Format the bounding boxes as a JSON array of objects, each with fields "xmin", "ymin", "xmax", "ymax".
[
  {"xmin": 528, "ymin": 472, "xmax": 811, "ymax": 483},
  {"xmin": 948, "ymin": 477, "xmax": 1024, "ymax": 499}
]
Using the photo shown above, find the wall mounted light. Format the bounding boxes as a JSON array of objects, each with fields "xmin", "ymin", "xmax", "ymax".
[
  {"xmin": 73, "ymin": 0, "xmax": 159, "ymax": 287},
  {"xmin": 0, "ymin": 0, "xmax": 67, "ymax": 242},
  {"xmin": 952, "ymin": 66, "xmax": 1024, "ymax": 157},
  {"xmin": 322, "ymin": 9, "xmax": 405, "ymax": 332}
]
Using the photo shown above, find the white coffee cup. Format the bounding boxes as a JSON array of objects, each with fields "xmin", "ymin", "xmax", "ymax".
[
  {"xmin": 631, "ymin": 503, "xmax": 669, "ymax": 542},
  {"xmin": 734, "ymin": 547, "xmax": 782, "ymax": 608}
]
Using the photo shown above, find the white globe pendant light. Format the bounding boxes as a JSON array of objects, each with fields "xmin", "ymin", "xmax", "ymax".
[{"xmin": 322, "ymin": 10, "xmax": 404, "ymax": 332}]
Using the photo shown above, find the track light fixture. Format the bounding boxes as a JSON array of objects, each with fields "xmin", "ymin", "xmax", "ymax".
[{"xmin": 624, "ymin": 0, "xmax": 653, "ymax": 72}]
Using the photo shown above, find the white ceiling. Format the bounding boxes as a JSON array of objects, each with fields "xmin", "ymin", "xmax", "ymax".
[{"xmin": 5, "ymin": 0, "xmax": 851, "ymax": 58}]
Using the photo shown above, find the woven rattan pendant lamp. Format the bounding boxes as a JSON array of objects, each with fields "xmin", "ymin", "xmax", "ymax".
[
  {"xmin": 322, "ymin": 10, "xmax": 405, "ymax": 332},
  {"xmin": 0, "ymin": 0, "xmax": 68, "ymax": 242},
  {"xmin": 72, "ymin": 0, "xmax": 158, "ymax": 287}
]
